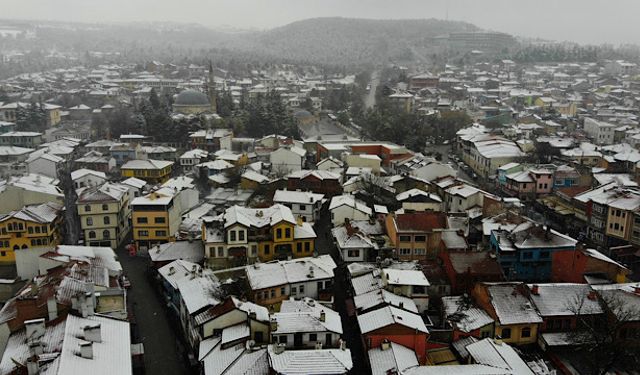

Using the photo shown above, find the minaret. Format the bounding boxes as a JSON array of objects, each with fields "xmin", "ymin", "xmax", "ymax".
[{"xmin": 208, "ymin": 60, "xmax": 217, "ymax": 113}]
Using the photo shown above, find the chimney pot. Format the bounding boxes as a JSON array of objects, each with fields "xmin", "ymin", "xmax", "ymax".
[{"xmin": 80, "ymin": 342, "xmax": 93, "ymax": 359}]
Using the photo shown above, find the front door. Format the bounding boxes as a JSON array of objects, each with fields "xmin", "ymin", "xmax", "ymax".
[{"xmin": 294, "ymin": 333, "xmax": 303, "ymax": 347}]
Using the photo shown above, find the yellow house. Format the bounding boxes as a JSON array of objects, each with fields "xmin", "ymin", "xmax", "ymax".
[
  {"xmin": 0, "ymin": 202, "xmax": 63, "ymax": 262},
  {"xmin": 472, "ymin": 282, "xmax": 542, "ymax": 346},
  {"xmin": 131, "ymin": 191, "xmax": 180, "ymax": 250},
  {"xmin": 203, "ymin": 205, "xmax": 316, "ymax": 269},
  {"xmin": 121, "ymin": 159, "xmax": 174, "ymax": 184}
]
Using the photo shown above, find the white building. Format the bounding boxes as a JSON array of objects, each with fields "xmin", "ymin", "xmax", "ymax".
[
  {"xmin": 26, "ymin": 152, "xmax": 63, "ymax": 179},
  {"xmin": 272, "ymin": 298, "xmax": 343, "ymax": 349},
  {"xmin": 329, "ymin": 194, "xmax": 372, "ymax": 226},
  {"xmin": 270, "ymin": 146, "xmax": 307, "ymax": 174},
  {"xmin": 583, "ymin": 117, "xmax": 615, "ymax": 145},
  {"xmin": 180, "ymin": 148, "xmax": 209, "ymax": 174},
  {"xmin": 272, "ymin": 189, "xmax": 325, "ymax": 222},
  {"xmin": 71, "ymin": 168, "xmax": 108, "ymax": 191}
]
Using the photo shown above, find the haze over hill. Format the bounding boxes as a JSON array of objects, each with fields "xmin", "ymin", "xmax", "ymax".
[{"xmin": 0, "ymin": 17, "xmax": 482, "ymax": 66}]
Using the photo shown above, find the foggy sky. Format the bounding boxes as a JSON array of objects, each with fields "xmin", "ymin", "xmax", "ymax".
[{"xmin": 2, "ymin": 0, "xmax": 638, "ymax": 45}]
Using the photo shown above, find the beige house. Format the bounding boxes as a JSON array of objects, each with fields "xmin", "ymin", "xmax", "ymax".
[{"xmin": 77, "ymin": 183, "xmax": 132, "ymax": 247}]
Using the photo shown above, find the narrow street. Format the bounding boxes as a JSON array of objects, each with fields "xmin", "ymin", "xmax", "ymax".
[
  {"xmin": 117, "ymin": 245, "xmax": 191, "ymax": 375},
  {"xmin": 314, "ymin": 208, "xmax": 369, "ymax": 374},
  {"xmin": 365, "ymin": 69, "xmax": 381, "ymax": 109}
]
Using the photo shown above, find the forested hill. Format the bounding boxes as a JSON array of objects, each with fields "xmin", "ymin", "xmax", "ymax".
[{"xmin": 249, "ymin": 17, "xmax": 479, "ymax": 65}]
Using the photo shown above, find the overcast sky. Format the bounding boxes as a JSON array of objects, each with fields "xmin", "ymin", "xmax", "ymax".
[{"xmin": 2, "ymin": 0, "xmax": 638, "ymax": 45}]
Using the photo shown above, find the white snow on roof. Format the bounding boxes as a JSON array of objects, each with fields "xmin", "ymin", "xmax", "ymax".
[
  {"xmin": 357, "ymin": 305, "xmax": 428, "ymax": 334},
  {"xmin": 466, "ymin": 338, "xmax": 533, "ymax": 375},
  {"xmin": 273, "ymin": 189, "xmax": 324, "ymax": 205},
  {"xmin": 382, "ymin": 269, "xmax": 430, "ymax": 286},
  {"xmin": 442, "ymin": 296, "xmax": 494, "ymax": 333},
  {"xmin": 527, "ymin": 283, "xmax": 603, "ymax": 317},
  {"xmin": 267, "ymin": 345, "xmax": 353, "ymax": 375},
  {"xmin": 354, "ymin": 289, "xmax": 418, "ymax": 313},
  {"xmin": 368, "ymin": 342, "xmax": 419, "ymax": 375},
  {"xmin": 246, "ymin": 255, "xmax": 336, "ymax": 290},
  {"xmin": 57, "ymin": 315, "xmax": 132, "ymax": 375}
]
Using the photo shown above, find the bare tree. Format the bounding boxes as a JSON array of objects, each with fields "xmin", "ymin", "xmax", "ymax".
[{"xmin": 566, "ymin": 290, "xmax": 640, "ymax": 375}]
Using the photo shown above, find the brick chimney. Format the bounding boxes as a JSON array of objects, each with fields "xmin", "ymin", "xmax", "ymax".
[{"xmin": 531, "ymin": 284, "xmax": 539, "ymax": 295}]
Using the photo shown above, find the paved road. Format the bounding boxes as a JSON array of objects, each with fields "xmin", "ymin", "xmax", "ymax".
[
  {"xmin": 298, "ymin": 118, "xmax": 347, "ymax": 138},
  {"xmin": 365, "ymin": 70, "xmax": 380, "ymax": 109},
  {"xmin": 117, "ymin": 247, "xmax": 190, "ymax": 375}
]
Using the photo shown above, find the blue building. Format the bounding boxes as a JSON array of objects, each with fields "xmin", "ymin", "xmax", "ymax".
[{"xmin": 490, "ymin": 223, "xmax": 577, "ymax": 282}]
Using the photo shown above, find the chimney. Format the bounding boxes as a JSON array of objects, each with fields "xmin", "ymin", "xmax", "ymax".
[
  {"xmin": 29, "ymin": 341, "xmax": 44, "ymax": 356},
  {"xmin": 319, "ymin": 310, "xmax": 326, "ymax": 322},
  {"xmin": 273, "ymin": 343, "xmax": 286, "ymax": 355},
  {"xmin": 315, "ymin": 341, "xmax": 323, "ymax": 350},
  {"xmin": 79, "ymin": 342, "xmax": 93, "ymax": 359},
  {"xmin": 47, "ymin": 297, "xmax": 58, "ymax": 321},
  {"xmin": 25, "ymin": 318, "xmax": 46, "ymax": 343},
  {"xmin": 340, "ymin": 339, "xmax": 347, "ymax": 351},
  {"xmin": 307, "ymin": 266, "xmax": 314, "ymax": 278},
  {"xmin": 26, "ymin": 358, "xmax": 39, "ymax": 375},
  {"xmin": 398, "ymin": 301, "xmax": 404, "ymax": 309},
  {"xmin": 531, "ymin": 284, "xmax": 539, "ymax": 295},
  {"xmin": 587, "ymin": 290, "xmax": 598, "ymax": 300},
  {"xmin": 270, "ymin": 318, "xmax": 278, "ymax": 332},
  {"xmin": 84, "ymin": 324, "xmax": 102, "ymax": 343},
  {"xmin": 381, "ymin": 338, "xmax": 391, "ymax": 351}
]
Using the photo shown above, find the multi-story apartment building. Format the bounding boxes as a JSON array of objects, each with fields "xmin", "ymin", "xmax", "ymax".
[
  {"xmin": 203, "ymin": 204, "xmax": 317, "ymax": 269},
  {"xmin": 77, "ymin": 183, "xmax": 132, "ymax": 248},
  {"xmin": 131, "ymin": 190, "xmax": 180, "ymax": 250},
  {"xmin": 385, "ymin": 211, "xmax": 447, "ymax": 260},
  {"xmin": 0, "ymin": 202, "xmax": 63, "ymax": 262}
]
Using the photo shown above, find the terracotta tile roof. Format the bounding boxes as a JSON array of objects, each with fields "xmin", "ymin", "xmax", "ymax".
[{"xmin": 394, "ymin": 212, "xmax": 447, "ymax": 232}]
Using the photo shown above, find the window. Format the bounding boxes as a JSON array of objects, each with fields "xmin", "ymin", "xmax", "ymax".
[
  {"xmin": 270, "ymin": 289, "xmax": 275, "ymax": 298},
  {"xmin": 326, "ymin": 333, "xmax": 332, "ymax": 345},
  {"xmin": 251, "ymin": 245, "xmax": 257, "ymax": 256},
  {"xmin": 399, "ymin": 248, "xmax": 411, "ymax": 255},
  {"xmin": 278, "ymin": 336, "xmax": 288, "ymax": 344},
  {"xmin": 309, "ymin": 333, "xmax": 317, "ymax": 342},
  {"xmin": 299, "ymin": 285, "xmax": 304, "ymax": 294},
  {"xmin": 276, "ymin": 228, "xmax": 282, "ymax": 239},
  {"xmin": 102, "ymin": 204, "xmax": 108, "ymax": 211},
  {"xmin": 0, "ymin": 251, "xmax": 5, "ymax": 257},
  {"xmin": 104, "ymin": 216, "xmax": 110, "ymax": 225},
  {"xmin": 138, "ymin": 230, "xmax": 149, "ymax": 237},
  {"xmin": 501, "ymin": 328, "xmax": 511, "ymax": 339},
  {"xmin": 86, "ymin": 217, "xmax": 93, "ymax": 226},
  {"xmin": 614, "ymin": 223, "xmax": 620, "ymax": 230},
  {"xmin": 88, "ymin": 231, "xmax": 96, "ymax": 239},
  {"xmin": 264, "ymin": 244, "xmax": 270, "ymax": 254},
  {"xmin": 35, "ymin": 226, "xmax": 41, "ymax": 234},
  {"xmin": 305, "ymin": 242, "xmax": 310, "ymax": 252},
  {"xmin": 280, "ymin": 287, "xmax": 285, "ymax": 296},
  {"xmin": 285, "ymin": 228, "xmax": 291, "ymax": 238},
  {"xmin": 85, "ymin": 205, "xmax": 91, "ymax": 212},
  {"xmin": 239, "ymin": 231, "xmax": 245, "ymax": 241},
  {"xmin": 230, "ymin": 231, "xmax": 237, "ymax": 241},
  {"xmin": 103, "ymin": 230, "xmax": 110, "ymax": 239},
  {"xmin": 414, "ymin": 235, "xmax": 426, "ymax": 242},
  {"xmin": 28, "ymin": 227, "xmax": 33, "ymax": 234},
  {"xmin": 414, "ymin": 248, "xmax": 426, "ymax": 255},
  {"xmin": 399, "ymin": 235, "xmax": 411, "ymax": 242},
  {"xmin": 154, "ymin": 217, "xmax": 166, "ymax": 224},
  {"xmin": 217, "ymin": 247, "xmax": 224, "ymax": 257},
  {"xmin": 297, "ymin": 243, "xmax": 302, "ymax": 253},
  {"xmin": 522, "ymin": 252, "xmax": 533, "ymax": 260},
  {"xmin": 299, "ymin": 204, "xmax": 306, "ymax": 211},
  {"xmin": 137, "ymin": 217, "xmax": 148, "ymax": 224},
  {"xmin": 540, "ymin": 251, "xmax": 550, "ymax": 259},
  {"xmin": 481, "ymin": 331, "xmax": 490, "ymax": 338},
  {"xmin": 156, "ymin": 230, "xmax": 167, "ymax": 237},
  {"xmin": 347, "ymin": 249, "xmax": 360, "ymax": 258},
  {"xmin": 521, "ymin": 327, "xmax": 531, "ymax": 338},
  {"xmin": 291, "ymin": 287, "xmax": 297, "ymax": 295}
]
